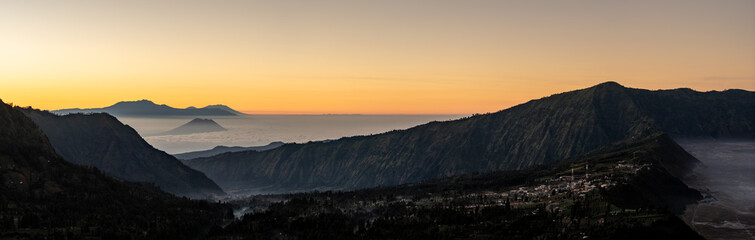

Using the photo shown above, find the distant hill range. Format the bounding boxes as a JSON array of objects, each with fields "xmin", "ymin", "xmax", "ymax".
[
  {"xmin": 158, "ymin": 118, "xmax": 227, "ymax": 136},
  {"xmin": 52, "ymin": 99, "xmax": 246, "ymax": 117},
  {"xmin": 19, "ymin": 108, "xmax": 227, "ymax": 198},
  {"xmin": 0, "ymin": 99, "xmax": 230, "ymax": 238},
  {"xmin": 174, "ymin": 142, "xmax": 285, "ymax": 160},
  {"xmin": 183, "ymin": 82, "xmax": 754, "ymax": 194}
]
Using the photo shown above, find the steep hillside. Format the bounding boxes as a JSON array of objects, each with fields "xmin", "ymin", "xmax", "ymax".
[
  {"xmin": 185, "ymin": 82, "xmax": 753, "ymax": 193},
  {"xmin": 0, "ymin": 100, "xmax": 231, "ymax": 239},
  {"xmin": 211, "ymin": 133, "xmax": 703, "ymax": 239},
  {"xmin": 19, "ymin": 108, "xmax": 226, "ymax": 198},
  {"xmin": 628, "ymin": 88, "xmax": 754, "ymax": 138},
  {"xmin": 52, "ymin": 99, "xmax": 242, "ymax": 116}
]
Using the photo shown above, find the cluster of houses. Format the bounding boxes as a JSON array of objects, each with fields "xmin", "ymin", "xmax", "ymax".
[
  {"xmin": 412, "ymin": 161, "xmax": 651, "ymax": 210},
  {"xmin": 328, "ymin": 160, "xmax": 654, "ymax": 213}
]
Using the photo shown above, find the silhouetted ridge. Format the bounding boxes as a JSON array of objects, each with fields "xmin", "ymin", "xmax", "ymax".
[
  {"xmin": 52, "ymin": 99, "xmax": 244, "ymax": 117},
  {"xmin": 174, "ymin": 141, "xmax": 285, "ymax": 160},
  {"xmin": 19, "ymin": 108, "xmax": 226, "ymax": 198},
  {"xmin": 184, "ymin": 82, "xmax": 753, "ymax": 194},
  {"xmin": 111, "ymin": 99, "xmax": 155, "ymax": 106},
  {"xmin": 0, "ymin": 99, "xmax": 230, "ymax": 238},
  {"xmin": 203, "ymin": 104, "xmax": 246, "ymax": 115}
]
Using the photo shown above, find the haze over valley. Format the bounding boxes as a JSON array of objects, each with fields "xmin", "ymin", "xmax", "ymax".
[
  {"xmin": 1, "ymin": 0, "xmax": 753, "ymax": 239},
  {"xmin": 678, "ymin": 140, "xmax": 755, "ymax": 239},
  {"xmin": 120, "ymin": 114, "xmax": 464, "ymax": 154}
]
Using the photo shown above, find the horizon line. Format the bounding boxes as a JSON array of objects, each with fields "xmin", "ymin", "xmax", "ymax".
[{"xmin": 239, "ymin": 111, "xmax": 476, "ymax": 116}]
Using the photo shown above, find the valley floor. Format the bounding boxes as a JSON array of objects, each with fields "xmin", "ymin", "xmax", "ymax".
[{"xmin": 678, "ymin": 140, "xmax": 755, "ymax": 240}]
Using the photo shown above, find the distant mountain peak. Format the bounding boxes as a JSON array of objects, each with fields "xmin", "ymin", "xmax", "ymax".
[
  {"xmin": 202, "ymin": 104, "xmax": 247, "ymax": 115},
  {"xmin": 159, "ymin": 118, "xmax": 227, "ymax": 136},
  {"xmin": 114, "ymin": 99, "xmax": 156, "ymax": 104},
  {"xmin": 53, "ymin": 100, "xmax": 245, "ymax": 117},
  {"xmin": 188, "ymin": 118, "xmax": 219, "ymax": 124}
]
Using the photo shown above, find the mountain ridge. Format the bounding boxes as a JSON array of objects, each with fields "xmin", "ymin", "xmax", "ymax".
[
  {"xmin": 0, "ymin": 99, "xmax": 230, "ymax": 238},
  {"xmin": 184, "ymin": 82, "xmax": 753, "ymax": 194},
  {"xmin": 19, "ymin": 108, "xmax": 227, "ymax": 198},
  {"xmin": 52, "ymin": 99, "xmax": 245, "ymax": 117},
  {"xmin": 202, "ymin": 104, "xmax": 246, "ymax": 115},
  {"xmin": 211, "ymin": 132, "xmax": 704, "ymax": 239},
  {"xmin": 174, "ymin": 141, "xmax": 285, "ymax": 160}
]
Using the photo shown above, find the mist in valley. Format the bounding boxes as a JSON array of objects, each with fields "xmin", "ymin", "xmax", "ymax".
[
  {"xmin": 678, "ymin": 139, "xmax": 755, "ymax": 240},
  {"xmin": 118, "ymin": 114, "xmax": 465, "ymax": 154}
]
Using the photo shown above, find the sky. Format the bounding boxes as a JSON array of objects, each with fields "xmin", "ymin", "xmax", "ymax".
[{"xmin": 1, "ymin": 0, "xmax": 753, "ymax": 114}]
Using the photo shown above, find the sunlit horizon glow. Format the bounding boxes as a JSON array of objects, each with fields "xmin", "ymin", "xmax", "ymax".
[{"xmin": 1, "ymin": 1, "xmax": 753, "ymax": 114}]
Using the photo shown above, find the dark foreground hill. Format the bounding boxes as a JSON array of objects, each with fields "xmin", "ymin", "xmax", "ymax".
[
  {"xmin": 174, "ymin": 142, "xmax": 285, "ymax": 160},
  {"xmin": 209, "ymin": 133, "xmax": 704, "ymax": 239},
  {"xmin": 158, "ymin": 118, "xmax": 227, "ymax": 136},
  {"xmin": 52, "ymin": 99, "xmax": 244, "ymax": 117},
  {"xmin": 184, "ymin": 82, "xmax": 754, "ymax": 193},
  {"xmin": 19, "ymin": 108, "xmax": 226, "ymax": 198},
  {"xmin": 0, "ymin": 100, "xmax": 232, "ymax": 239}
]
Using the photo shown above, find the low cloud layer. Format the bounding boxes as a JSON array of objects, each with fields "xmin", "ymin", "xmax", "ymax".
[{"xmin": 121, "ymin": 115, "xmax": 464, "ymax": 154}]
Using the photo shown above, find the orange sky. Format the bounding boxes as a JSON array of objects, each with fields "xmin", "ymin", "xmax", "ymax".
[{"xmin": 1, "ymin": 1, "xmax": 753, "ymax": 114}]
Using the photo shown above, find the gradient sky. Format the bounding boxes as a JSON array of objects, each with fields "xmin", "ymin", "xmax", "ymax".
[{"xmin": 1, "ymin": 0, "xmax": 753, "ymax": 114}]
